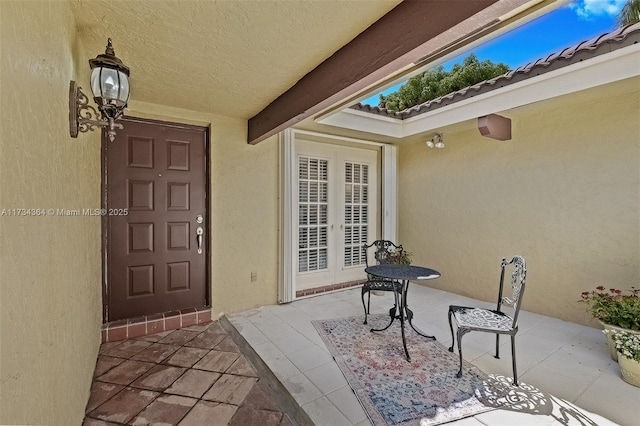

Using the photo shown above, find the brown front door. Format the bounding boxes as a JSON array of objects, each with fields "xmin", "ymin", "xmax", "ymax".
[{"xmin": 105, "ymin": 118, "xmax": 208, "ymax": 321}]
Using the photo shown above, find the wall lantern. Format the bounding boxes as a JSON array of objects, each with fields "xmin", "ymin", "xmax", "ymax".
[
  {"xmin": 69, "ymin": 38, "xmax": 130, "ymax": 142},
  {"xmin": 426, "ymin": 133, "xmax": 444, "ymax": 149}
]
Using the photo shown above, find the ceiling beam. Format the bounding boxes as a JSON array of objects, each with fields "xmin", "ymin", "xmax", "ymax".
[{"xmin": 247, "ymin": 0, "xmax": 498, "ymax": 144}]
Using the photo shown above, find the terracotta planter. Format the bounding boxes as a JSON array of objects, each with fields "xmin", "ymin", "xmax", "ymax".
[
  {"xmin": 600, "ymin": 321, "xmax": 640, "ymax": 362},
  {"xmin": 618, "ymin": 354, "xmax": 640, "ymax": 387}
]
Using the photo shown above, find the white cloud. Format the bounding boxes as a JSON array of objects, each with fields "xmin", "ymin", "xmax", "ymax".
[{"xmin": 570, "ymin": 0, "xmax": 626, "ymax": 20}]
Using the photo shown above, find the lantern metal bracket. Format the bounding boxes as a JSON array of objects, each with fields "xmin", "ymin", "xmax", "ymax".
[{"xmin": 69, "ymin": 80, "xmax": 123, "ymax": 142}]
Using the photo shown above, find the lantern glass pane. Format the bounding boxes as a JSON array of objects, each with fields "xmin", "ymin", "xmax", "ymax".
[
  {"xmin": 117, "ymin": 70, "xmax": 129, "ymax": 104},
  {"xmin": 90, "ymin": 67, "xmax": 102, "ymax": 100},
  {"xmin": 100, "ymin": 68, "xmax": 120, "ymax": 102}
]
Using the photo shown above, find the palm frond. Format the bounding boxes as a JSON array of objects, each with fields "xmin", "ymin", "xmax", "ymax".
[{"xmin": 619, "ymin": 0, "xmax": 640, "ymax": 26}]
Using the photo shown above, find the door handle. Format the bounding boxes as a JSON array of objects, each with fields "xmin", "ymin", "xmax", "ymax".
[{"xmin": 196, "ymin": 226, "xmax": 204, "ymax": 254}]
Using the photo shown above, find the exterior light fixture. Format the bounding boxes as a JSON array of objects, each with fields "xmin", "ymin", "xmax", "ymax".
[
  {"xmin": 426, "ymin": 133, "xmax": 444, "ymax": 149},
  {"xmin": 69, "ymin": 38, "xmax": 130, "ymax": 142}
]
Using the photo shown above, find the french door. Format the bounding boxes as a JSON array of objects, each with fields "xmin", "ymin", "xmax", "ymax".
[{"xmin": 295, "ymin": 140, "xmax": 378, "ymax": 291}]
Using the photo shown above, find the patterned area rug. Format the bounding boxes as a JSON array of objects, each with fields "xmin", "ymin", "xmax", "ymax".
[{"xmin": 313, "ymin": 314, "xmax": 513, "ymax": 426}]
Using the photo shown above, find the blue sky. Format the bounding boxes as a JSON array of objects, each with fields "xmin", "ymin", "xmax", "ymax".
[{"xmin": 361, "ymin": 0, "xmax": 626, "ymax": 106}]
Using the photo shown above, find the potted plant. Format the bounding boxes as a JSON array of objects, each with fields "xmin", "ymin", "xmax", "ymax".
[
  {"xmin": 388, "ymin": 247, "xmax": 412, "ymax": 265},
  {"xmin": 371, "ymin": 247, "xmax": 412, "ymax": 296},
  {"xmin": 580, "ymin": 286, "xmax": 640, "ymax": 360},
  {"xmin": 604, "ymin": 329, "xmax": 640, "ymax": 387}
]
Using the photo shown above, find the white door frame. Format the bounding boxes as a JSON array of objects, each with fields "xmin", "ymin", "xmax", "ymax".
[{"xmin": 278, "ymin": 128, "xmax": 397, "ymax": 303}]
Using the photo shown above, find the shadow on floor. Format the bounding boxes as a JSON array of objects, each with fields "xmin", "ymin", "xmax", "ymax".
[{"xmin": 477, "ymin": 375, "xmax": 602, "ymax": 426}]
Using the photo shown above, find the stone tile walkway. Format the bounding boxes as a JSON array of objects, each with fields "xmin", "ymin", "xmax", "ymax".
[{"xmin": 83, "ymin": 321, "xmax": 294, "ymax": 426}]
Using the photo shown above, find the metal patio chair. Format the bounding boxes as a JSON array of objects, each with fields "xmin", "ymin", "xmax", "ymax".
[
  {"xmin": 361, "ymin": 240, "xmax": 405, "ymax": 324},
  {"xmin": 447, "ymin": 256, "xmax": 527, "ymax": 386}
]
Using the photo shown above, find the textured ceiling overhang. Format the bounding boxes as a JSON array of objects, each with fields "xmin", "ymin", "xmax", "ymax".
[{"xmin": 70, "ymin": 0, "xmax": 402, "ymax": 119}]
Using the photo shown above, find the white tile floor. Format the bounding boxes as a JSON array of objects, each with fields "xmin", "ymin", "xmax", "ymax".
[{"xmin": 227, "ymin": 286, "xmax": 640, "ymax": 426}]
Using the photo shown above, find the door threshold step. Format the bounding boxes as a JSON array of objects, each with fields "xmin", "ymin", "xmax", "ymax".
[
  {"xmin": 296, "ymin": 279, "xmax": 364, "ymax": 298},
  {"xmin": 101, "ymin": 307, "xmax": 212, "ymax": 342}
]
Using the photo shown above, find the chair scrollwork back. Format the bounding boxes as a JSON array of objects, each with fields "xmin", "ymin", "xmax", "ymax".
[{"xmin": 361, "ymin": 240, "xmax": 405, "ymax": 324}]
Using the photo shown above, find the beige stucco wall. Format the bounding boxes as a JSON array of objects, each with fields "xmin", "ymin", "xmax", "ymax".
[
  {"xmin": 0, "ymin": 1, "xmax": 103, "ymax": 424},
  {"xmin": 398, "ymin": 79, "xmax": 640, "ymax": 326},
  {"xmin": 127, "ymin": 101, "xmax": 280, "ymax": 318},
  {"xmin": 0, "ymin": 2, "xmax": 278, "ymax": 419}
]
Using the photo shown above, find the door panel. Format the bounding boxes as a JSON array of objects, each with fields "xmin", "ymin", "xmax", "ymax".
[
  {"xmin": 295, "ymin": 140, "xmax": 378, "ymax": 290},
  {"xmin": 106, "ymin": 119, "xmax": 208, "ymax": 321},
  {"xmin": 337, "ymin": 152, "xmax": 377, "ymax": 283}
]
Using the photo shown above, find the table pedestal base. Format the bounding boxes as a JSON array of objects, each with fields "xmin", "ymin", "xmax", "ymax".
[{"xmin": 370, "ymin": 283, "xmax": 436, "ymax": 361}]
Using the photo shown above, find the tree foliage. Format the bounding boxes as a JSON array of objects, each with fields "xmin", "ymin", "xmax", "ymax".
[
  {"xmin": 378, "ymin": 54, "xmax": 509, "ymax": 112},
  {"xmin": 619, "ymin": 0, "xmax": 640, "ymax": 26}
]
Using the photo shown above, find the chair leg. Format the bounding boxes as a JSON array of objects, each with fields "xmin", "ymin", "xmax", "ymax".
[
  {"xmin": 361, "ymin": 289, "xmax": 368, "ymax": 325},
  {"xmin": 495, "ymin": 334, "xmax": 500, "ymax": 359},
  {"xmin": 367, "ymin": 291, "xmax": 371, "ymax": 314},
  {"xmin": 511, "ymin": 334, "xmax": 518, "ymax": 386},
  {"xmin": 447, "ymin": 309, "xmax": 455, "ymax": 352}
]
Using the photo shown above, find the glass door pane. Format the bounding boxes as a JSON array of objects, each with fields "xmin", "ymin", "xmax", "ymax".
[
  {"xmin": 343, "ymin": 161, "xmax": 369, "ymax": 267},
  {"xmin": 298, "ymin": 156, "xmax": 329, "ymax": 272}
]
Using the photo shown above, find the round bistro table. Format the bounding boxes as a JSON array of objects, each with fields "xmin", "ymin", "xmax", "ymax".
[{"xmin": 364, "ymin": 264, "xmax": 441, "ymax": 361}]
